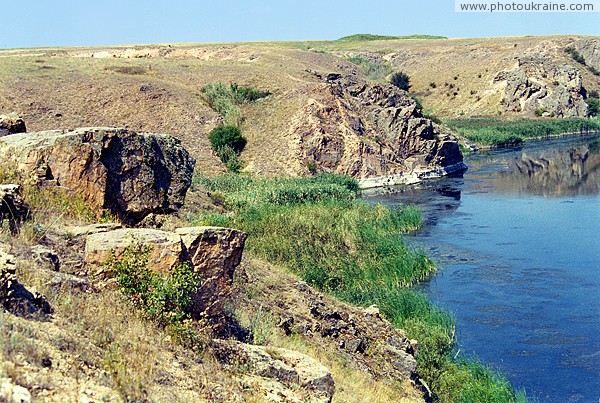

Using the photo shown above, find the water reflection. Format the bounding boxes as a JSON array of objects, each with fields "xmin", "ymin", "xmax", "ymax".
[
  {"xmin": 362, "ymin": 134, "xmax": 600, "ymax": 402},
  {"xmin": 494, "ymin": 138, "xmax": 600, "ymax": 196}
]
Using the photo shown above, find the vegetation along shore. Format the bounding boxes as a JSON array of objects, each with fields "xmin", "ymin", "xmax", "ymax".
[{"xmin": 0, "ymin": 33, "xmax": 598, "ymax": 401}]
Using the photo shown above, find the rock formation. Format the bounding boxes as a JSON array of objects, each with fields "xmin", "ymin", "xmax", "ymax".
[
  {"xmin": 295, "ymin": 74, "xmax": 466, "ymax": 188},
  {"xmin": 0, "ymin": 184, "xmax": 29, "ymax": 234},
  {"xmin": 494, "ymin": 53, "xmax": 588, "ymax": 117},
  {"xmin": 0, "ymin": 113, "xmax": 26, "ymax": 137},
  {"xmin": 1, "ymin": 249, "xmax": 52, "ymax": 318},
  {"xmin": 236, "ymin": 257, "xmax": 427, "ymax": 398},
  {"xmin": 213, "ymin": 339, "xmax": 335, "ymax": 403},
  {"xmin": 573, "ymin": 37, "xmax": 600, "ymax": 71},
  {"xmin": 0, "ymin": 127, "xmax": 195, "ymax": 224},
  {"xmin": 84, "ymin": 226, "xmax": 247, "ymax": 321}
]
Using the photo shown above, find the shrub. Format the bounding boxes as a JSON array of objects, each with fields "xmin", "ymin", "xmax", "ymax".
[
  {"xmin": 216, "ymin": 145, "xmax": 245, "ymax": 173},
  {"xmin": 208, "ymin": 125, "xmax": 246, "ymax": 155},
  {"xmin": 106, "ymin": 243, "xmax": 201, "ymax": 330},
  {"xmin": 202, "ymin": 82, "xmax": 269, "ymax": 128},
  {"xmin": 346, "ymin": 57, "xmax": 392, "ymax": 82},
  {"xmin": 565, "ymin": 46, "xmax": 586, "ymax": 65},
  {"xmin": 390, "ymin": 71, "xmax": 410, "ymax": 91},
  {"xmin": 588, "ymin": 97, "xmax": 599, "ymax": 117},
  {"xmin": 429, "ymin": 82, "xmax": 437, "ymax": 88}
]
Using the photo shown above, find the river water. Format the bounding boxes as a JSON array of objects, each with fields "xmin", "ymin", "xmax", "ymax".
[{"xmin": 363, "ymin": 135, "xmax": 600, "ymax": 402}]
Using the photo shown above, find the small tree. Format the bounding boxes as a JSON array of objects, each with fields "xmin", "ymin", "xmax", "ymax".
[{"xmin": 390, "ymin": 71, "xmax": 410, "ymax": 91}]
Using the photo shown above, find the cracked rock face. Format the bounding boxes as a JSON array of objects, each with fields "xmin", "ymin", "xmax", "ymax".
[
  {"xmin": 0, "ymin": 127, "xmax": 195, "ymax": 224},
  {"xmin": 213, "ymin": 339, "xmax": 335, "ymax": 403},
  {"xmin": 495, "ymin": 53, "xmax": 588, "ymax": 117},
  {"xmin": 295, "ymin": 75, "xmax": 465, "ymax": 183}
]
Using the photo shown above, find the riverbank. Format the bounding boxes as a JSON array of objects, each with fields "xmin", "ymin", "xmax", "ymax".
[
  {"xmin": 192, "ymin": 172, "xmax": 526, "ymax": 402},
  {"xmin": 372, "ymin": 134, "xmax": 600, "ymax": 401},
  {"xmin": 446, "ymin": 117, "xmax": 600, "ymax": 148}
]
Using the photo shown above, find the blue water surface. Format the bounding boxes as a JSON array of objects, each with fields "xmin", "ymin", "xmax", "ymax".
[{"xmin": 364, "ymin": 135, "xmax": 600, "ymax": 402}]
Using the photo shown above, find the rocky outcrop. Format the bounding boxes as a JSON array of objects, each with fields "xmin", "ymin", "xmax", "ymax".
[
  {"xmin": 213, "ymin": 339, "xmax": 335, "ymax": 403},
  {"xmin": 0, "ymin": 184, "xmax": 29, "ymax": 234},
  {"xmin": 572, "ymin": 37, "xmax": 600, "ymax": 71},
  {"xmin": 0, "ymin": 127, "xmax": 195, "ymax": 224},
  {"xmin": 84, "ymin": 226, "xmax": 247, "ymax": 321},
  {"xmin": 295, "ymin": 75, "xmax": 466, "ymax": 188},
  {"xmin": 236, "ymin": 258, "xmax": 427, "ymax": 399},
  {"xmin": 1, "ymin": 249, "xmax": 53, "ymax": 318},
  {"xmin": 494, "ymin": 53, "xmax": 588, "ymax": 117},
  {"xmin": 0, "ymin": 113, "xmax": 26, "ymax": 137}
]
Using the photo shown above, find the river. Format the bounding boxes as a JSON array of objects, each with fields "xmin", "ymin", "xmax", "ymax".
[{"xmin": 363, "ymin": 135, "xmax": 600, "ymax": 402}]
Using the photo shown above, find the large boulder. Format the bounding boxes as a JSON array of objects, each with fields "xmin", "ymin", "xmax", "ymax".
[
  {"xmin": 84, "ymin": 228, "xmax": 184, "ymax": 276},
  {"xmin": 84, "ymin": 226, "xmax": 247, "ymax": 321},
  {"xmin": 0, "ymin": 127, "xmax": 195, "ymax": 224},
  {"xmin": 0, "ymin": 113, "xmax": 26, "ymax": 137}
]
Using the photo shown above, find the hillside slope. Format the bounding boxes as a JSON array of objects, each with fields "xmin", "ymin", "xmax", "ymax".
[{"xmin": 2, "ymin": 35, "xmax": 596, "ymax": 178}]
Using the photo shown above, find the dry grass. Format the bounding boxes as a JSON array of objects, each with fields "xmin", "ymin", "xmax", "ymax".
[
  {"xmin": 1, "ymin": 35, "xmax": 597, "ymax": 177},
  {"xmin": 232, "ymin": 256, "xmax": 425, "ymax": 403}
]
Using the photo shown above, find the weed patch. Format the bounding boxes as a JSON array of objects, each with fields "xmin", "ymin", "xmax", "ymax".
[{"xmin": 346, "ymin": 57, "xmax": 392, "ymax": 82}]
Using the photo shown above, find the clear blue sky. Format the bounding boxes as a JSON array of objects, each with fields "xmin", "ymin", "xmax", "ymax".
[{"xmin": 2, "ymin": 0, "xmax": 598, "ymax": 48}]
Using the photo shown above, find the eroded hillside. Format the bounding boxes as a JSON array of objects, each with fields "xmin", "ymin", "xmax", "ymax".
[{"xmin": 2, "ymin": 35, "xmax": 596, "ymax": 178}]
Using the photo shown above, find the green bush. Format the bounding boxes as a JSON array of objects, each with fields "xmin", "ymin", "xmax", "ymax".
[
  {"xmin": 390, "ymin": 71, "xmax": 411, "ymax": 91},
  {"xmin": 105, "ymin": 243, "xmax": 201, "ymax": 329},
  {"xmin": 565, "ymin": 46, "xmax": 586, "ymax": 65},
  {"xmin": 588, "ymin": 97, "xmax": 599, "ymax": 117},
  {"xmin": 209, "ymin": 125, "xmax": 246, "ymax": 153}
]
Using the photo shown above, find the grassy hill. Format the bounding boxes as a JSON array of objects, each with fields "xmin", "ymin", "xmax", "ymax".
[{"xmin": 1, "ymin": 34, "xmax": 598, "ymax": 176}]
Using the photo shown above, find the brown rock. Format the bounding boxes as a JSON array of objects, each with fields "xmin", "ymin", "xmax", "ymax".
[
  {"xmin": 84, "ymin": 228, "xmax": 184, "ymax": 276},
  {"xmin": 0, "ymin": 127, "xmax": 195, "ymax": 224},
  {"xmin": 1, "ymin": 249, "xmax": 53, "ymax": 317},
  {"xmin": 0, "ymin": 184, "xmax": 29, "ymax": 234},
  {"xmin": 294, "ymin": 75, "xmax": 466, "ymax": 187},
  {"xmin": 175, "ymin": 226, "xmax": 247, "ymax": 319}
]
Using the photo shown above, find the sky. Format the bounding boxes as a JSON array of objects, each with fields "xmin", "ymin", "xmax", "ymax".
[{"xmin": 2, "ymin": 0, "xmax": 598, "ymax": 49}]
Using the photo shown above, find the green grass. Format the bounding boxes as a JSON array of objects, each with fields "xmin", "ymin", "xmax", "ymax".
[
  {"xmin": 191, "ymin": 172, "xmax": 524, "ymax": 401},
  {"xmin": 346, "ymin": 56, "xmax": 392, "ymax": 82},
  {"xmin": 446, "ymin": 117, "xmax": 600, "ymax": 147},
  {"xmin": 337, "ymin": 34, "xmax": 447, "ymax": 42},
  {"xmin": 201, "ymin": 82, "xmax": 269, "ymax": 127}
]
